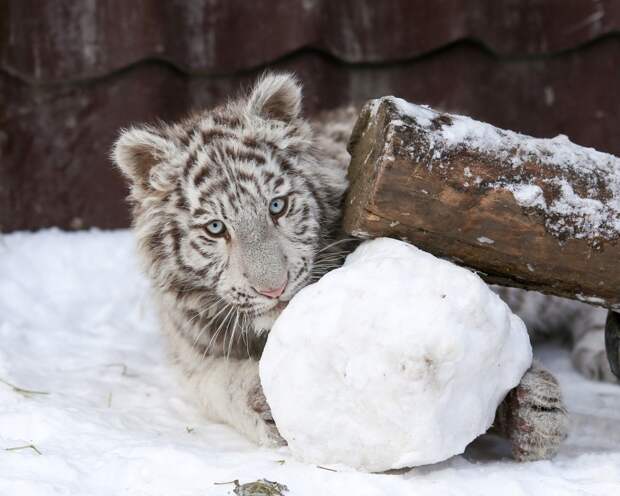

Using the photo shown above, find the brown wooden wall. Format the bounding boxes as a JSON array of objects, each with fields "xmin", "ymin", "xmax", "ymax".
[{"xmin": 2, "ymin": 0, "xmax": 620, "ymax": 231}]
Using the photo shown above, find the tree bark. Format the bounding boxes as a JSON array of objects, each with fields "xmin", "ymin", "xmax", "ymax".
[{"xmin": 343, "ymin": 97, "xmax": 620, "ymax": 311}]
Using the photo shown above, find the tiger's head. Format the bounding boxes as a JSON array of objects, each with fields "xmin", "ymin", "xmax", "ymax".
[{"xmin": 112, "ymin": 73, "xmax": 349, "ymax": 333}]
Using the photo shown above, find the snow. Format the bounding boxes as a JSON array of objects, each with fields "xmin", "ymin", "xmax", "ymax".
[
  {"xmin": 1, "ymin": 229, "xmax": 619, "ymax": 495},
  {"xmin": 576, "ymin": 294, "xmax": 607, "ymax": 305},
  {"xmin": 385, "ymin": 96, "xmax": 620, "ymax": 242},
  {"xmin": 510, "ymin": 184, "xmax": 547, "ymax": 209},
  {"xmin": 261, "ymin": 238, "xmax": 532, "ymax": 472}
]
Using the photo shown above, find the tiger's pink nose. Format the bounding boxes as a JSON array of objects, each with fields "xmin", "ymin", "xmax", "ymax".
[{"xmin": 254, "ymin": 279, "xmax": 287, "ymax": 299}]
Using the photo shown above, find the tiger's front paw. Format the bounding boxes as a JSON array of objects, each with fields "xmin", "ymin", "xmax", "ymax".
[{"xmin": 246, "ymin": 379, "xmax": 286, "ymax": 448}]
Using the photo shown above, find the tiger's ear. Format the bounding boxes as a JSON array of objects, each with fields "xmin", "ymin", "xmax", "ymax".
[
  {"xmin": 246, "ymin": 72, "xmax": 302, "ymax": 122},
  {"xmin": 112, "ymin": 126, "xmax": 177, "ymax": 196}
]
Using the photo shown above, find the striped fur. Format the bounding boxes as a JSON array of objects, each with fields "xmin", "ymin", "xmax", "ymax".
[
  {"xmin": 496, "ymin": 287, "xmax": 615, "ymax": 382},
  {"xmin": 113, "ymin": 74, "xmax": 354, "ymax": 445}
]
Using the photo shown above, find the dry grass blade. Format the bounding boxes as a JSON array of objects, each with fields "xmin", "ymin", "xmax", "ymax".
[
  {"xmin": 316, "ymin": 465, "xmax": 338, "ymax": 472},
  {"xmin": 5, "ymin": 444, "xmax": 42, "ymax": 455},
  {"xmin": 214, "ymin": 479, "xmax": 239, "ymax": 486},
  {"xmin": 0, "ymin": 378, "xmax": 49, "ymax": 397}
]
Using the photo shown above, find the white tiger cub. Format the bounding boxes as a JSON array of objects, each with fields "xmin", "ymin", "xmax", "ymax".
[{"xmin": 111, "ymin": 72, "xmax": 612, "ymax": 462}]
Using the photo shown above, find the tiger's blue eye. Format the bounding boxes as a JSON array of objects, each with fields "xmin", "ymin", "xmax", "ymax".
[
  {"xmin": 269, "ymin": 197, "xmax": 288, "ymax": 217},
  {"xmin": 205, "ymin": 220, "xmax": 226, "ymax": 236}
]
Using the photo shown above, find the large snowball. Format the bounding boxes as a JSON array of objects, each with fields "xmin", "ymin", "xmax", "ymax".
[{"xmin": 260, "ymin": 238, "xmax": 532, "ymax": 472}]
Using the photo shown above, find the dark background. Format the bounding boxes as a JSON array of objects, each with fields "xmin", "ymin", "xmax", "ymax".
[{"xmin": 2, "ymin": 0, "xmax": 620, "ymax": 232}]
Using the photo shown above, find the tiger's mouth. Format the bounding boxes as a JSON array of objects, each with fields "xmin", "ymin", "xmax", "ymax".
[
  {"xmin": 245, "ymin": 299, "xmax": 289, "ymax": 319},
  {"xmin": 257, "ymin": 299, "xmax": 288, "ymax": 316}
]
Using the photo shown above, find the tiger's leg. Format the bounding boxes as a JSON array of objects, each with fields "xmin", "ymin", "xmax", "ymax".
[{"xmin": 571, "ymin": 306, "xmax": 618, "ymax": 383}]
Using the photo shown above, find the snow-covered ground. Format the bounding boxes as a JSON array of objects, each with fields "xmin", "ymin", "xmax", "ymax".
[{"xmin": 0, "ymin": 229, "xmax": 619, "ymax": 495}]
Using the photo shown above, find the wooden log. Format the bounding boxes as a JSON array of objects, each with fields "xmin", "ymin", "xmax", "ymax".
[
  {"xmin": 606, "ymin": 311, "xmax": 620, "ymax": 378},
  {"xmin": 343, "ymin": 97, "xmax": 620, "ymax": 311}
]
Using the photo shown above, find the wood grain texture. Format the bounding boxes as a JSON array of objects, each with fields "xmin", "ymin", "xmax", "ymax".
[
  {"xmin": 344, "ymin": 98, "xmax": 620, "ymax": 309},
  {"xmin": 4, "ymin": 1, "xmax": 620, "ymax": 231},
  {"xmin": 5, "ymin": 38, "xmax": 620, "ymax": 232},
  {"xmin": 4, "ymin": 0, "xmax": 620, "ymax": 83}
]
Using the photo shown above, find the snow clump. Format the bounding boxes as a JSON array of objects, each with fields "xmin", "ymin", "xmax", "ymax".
[{"xmin": 260, "ymin": 238, "xmax": 532, "ymax": 472}]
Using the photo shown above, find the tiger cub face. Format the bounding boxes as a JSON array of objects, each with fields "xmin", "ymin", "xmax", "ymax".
[{"xmin": 113, "ymin": 74, "xmax": 348, "ymax": 334}]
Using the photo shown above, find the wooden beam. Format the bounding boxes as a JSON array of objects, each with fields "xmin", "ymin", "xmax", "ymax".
[{"xmin": 344, "ymin": 97, "xmax": 620, "ymax": 310}]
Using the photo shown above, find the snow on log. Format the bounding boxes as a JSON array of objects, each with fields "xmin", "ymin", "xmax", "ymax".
[{"xmin": 344, "ymin": 97, "xmax": 620, "ymax": 310}]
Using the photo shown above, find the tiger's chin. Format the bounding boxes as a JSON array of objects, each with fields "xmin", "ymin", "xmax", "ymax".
[{"xmin": 251, "ymin": 301, "xmax": 289, "ymax": 335}]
